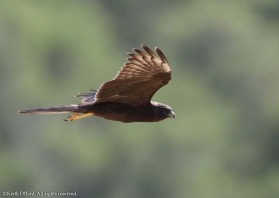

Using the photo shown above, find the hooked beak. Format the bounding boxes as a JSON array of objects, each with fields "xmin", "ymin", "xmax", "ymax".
[{"xmin": 168, "ymin": 110, "xmax": 176, "ymax": 118}]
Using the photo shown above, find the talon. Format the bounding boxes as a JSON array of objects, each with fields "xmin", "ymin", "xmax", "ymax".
[{"xmin": 64, "ymin": 113, "xmax": 94, "ymax": 121}]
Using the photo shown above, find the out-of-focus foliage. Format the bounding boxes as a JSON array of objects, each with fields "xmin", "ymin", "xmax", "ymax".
[{"xmin": 1, "ymin": 0, "xmax": 278, "ymax": 197}]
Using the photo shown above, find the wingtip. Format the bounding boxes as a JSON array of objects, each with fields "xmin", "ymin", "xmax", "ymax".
[
  {"xmin": 155, "ymin": 46, "xmax": 161, "ymax": 52},
  {"xmin": 141, "ymin": 44, "xmax": 147, "ymax": 48},
  {"xmin": 131, "ymin": 44, "xmax": 147, "ymax": 53},
  {"xmin": 155, "ymin": 47, "xmax": 169, "ymax": 63},
  {"xmin": 133, "ymin": 48, "xmax": 142, "ymax": 54},
  {"xmin": 127, "ymin": 53, "xmax": 134, "ymax": 57}
]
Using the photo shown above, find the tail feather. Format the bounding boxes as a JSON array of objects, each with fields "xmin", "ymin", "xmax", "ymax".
[{"xmin": 18, "ymin": 105, "xmax": 79, "ymax": 114}]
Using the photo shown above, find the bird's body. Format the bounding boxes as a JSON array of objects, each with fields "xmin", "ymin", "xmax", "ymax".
[
  {"xmin": 81, "ymin": 101, "xmax": 173, "ymax": 123},
  {"xmin": 19, "ymin": 45, "xmax": 175, "ymax": 122}
]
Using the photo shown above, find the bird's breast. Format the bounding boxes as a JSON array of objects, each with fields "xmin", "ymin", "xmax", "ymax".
[{"xmin": 88, "ymin": 102, "xmax": 140, "ymax": 122}]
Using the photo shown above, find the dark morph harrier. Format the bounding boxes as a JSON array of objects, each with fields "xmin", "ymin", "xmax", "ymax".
[{"xmin": 19, "ymin": 45, "xmax": 175, "ymax": 122}]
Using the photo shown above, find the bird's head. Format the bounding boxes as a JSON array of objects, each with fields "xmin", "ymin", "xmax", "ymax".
[
  {"xmin": 151, "ymin": 101, "xmax": 176, "ymax": 119},
  {"xmin": 162, "ymin": 105, "xmax": 176, "ymax": 119}
]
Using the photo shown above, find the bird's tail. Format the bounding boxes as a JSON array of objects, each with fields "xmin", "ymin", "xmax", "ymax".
[{"xmin": 18, "ymin": 104, "xmax": 79, "ymax": 114}]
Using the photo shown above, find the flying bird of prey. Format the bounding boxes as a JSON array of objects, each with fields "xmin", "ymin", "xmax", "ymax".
[{"xmin": 19, "ymin": 44, "xmax": 175, "ymax": 122}]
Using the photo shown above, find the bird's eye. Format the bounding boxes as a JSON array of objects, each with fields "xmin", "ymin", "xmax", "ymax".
[{"xmin": 162, "ymin": 109, "xmax": 169, "ymax": 115}]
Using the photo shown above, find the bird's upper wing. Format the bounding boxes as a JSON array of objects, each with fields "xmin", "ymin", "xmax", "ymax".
[{"xmin": 94, "ymin": 44, "xmax": 172, "ymax": 106}]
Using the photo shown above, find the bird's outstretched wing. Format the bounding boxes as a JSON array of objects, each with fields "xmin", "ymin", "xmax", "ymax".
[{"xmin": 93, "ymin": 44, "xmax": 172, "ymax": 106}]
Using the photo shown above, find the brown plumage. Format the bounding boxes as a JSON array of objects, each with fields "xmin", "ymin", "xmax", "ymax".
[{"xmin": 19, "ymin": 44, "xmax": 175, "ymax": 122}]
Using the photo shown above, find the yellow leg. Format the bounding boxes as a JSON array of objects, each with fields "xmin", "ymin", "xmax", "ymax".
[{"xmin": 64, "ymin": 112, "xmax": 94, "ymax": 121}]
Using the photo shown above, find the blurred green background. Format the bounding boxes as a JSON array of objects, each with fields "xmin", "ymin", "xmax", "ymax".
[{"xmin": 1, "ymin": 0, "xmax": 279, "ymax": 197}]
